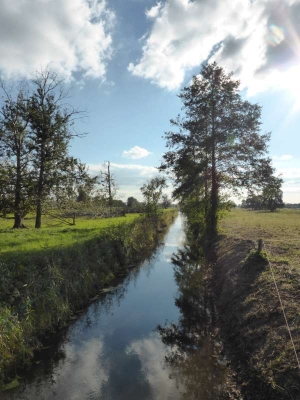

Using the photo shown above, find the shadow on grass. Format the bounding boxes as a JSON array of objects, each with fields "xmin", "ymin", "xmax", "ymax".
[{"xmin": 213, "ymin": 237, "xmax": 300, "ymax": 400}]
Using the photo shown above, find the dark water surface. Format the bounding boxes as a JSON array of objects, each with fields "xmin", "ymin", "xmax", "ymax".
[{"xmin": 3, "ymin": 215, "xmax": 236, "ymax": 400}]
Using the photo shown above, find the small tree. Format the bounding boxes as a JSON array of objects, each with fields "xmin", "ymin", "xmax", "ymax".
[
  {"xmin": 100, "ymin": 161, "xmax": 117, "ymax": 215},
  {"xmin": 140, "ymin": 177, "xmax": 167, "ymax": 230},
  {"xmin": 262, "ymin": 176, "xmax": 284, "ymax": 212},
  {"xmin": 0, "ymin": 161, "xmax": 14, "ymax": 217},
  {"xmin": 28, "ymin": 69, "xmax": 83, "ymax": 228},
  {"xmin": 242, "ymin": 193, "xmax": 264, "ymax": 210},
  {"xmin": 0, "ymin": 82, "xmax": 34, "ymax": 227},
  {"xmin": 161, "ymin": 194, "xmax": 172, "ymax": 209},
  {"xmin": 127, "ymin": 196, "xmax": 142, "ymax": 212}
]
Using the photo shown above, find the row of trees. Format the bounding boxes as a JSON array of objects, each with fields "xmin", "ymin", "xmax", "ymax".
[
  {"xmin": 0, "ymin": 67, "xmax": 172, "ymax": 228},
  {"xmin": 0, "ymin": 69, "xmax": 98, "ymax": 228},
  {"xmin": 1, "ymin": 70, "xmax": 156, "ymax": 228},
  {"xmin": 160, "ymin": 62, "xmax": 282, "ymax": 238}
]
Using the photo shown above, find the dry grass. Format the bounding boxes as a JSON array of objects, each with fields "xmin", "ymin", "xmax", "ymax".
[
  {"xmin": 216, "ymin": 208, "xmax": 300, "ymax": 398},
  {"xmin": 220, "ymin": 208, "xmax": 300, "ymax": 271}
]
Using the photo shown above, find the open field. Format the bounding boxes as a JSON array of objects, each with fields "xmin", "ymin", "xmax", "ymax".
[
  {"xmin": 216, "ymin": 208, "xmax": 300, "ymax": 397},
  {"xmin": 0, "ymin": 214, "xmax": 140, "ymax": 259},
  {"xmin": 221, "ymin": 208, "xmax": 300, "ymax": 269}
]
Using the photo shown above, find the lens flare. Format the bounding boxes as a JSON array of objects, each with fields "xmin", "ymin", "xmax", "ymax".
[{"xmin": 267, "ymin": 24, "xmax": 285, "ymax": 46}]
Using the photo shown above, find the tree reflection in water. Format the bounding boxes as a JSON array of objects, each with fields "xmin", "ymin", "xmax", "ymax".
[{"xmin": 157, "ymin": 240, "xmax": 241, "ymax": 400}]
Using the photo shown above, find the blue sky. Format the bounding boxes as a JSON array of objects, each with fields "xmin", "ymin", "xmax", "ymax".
[{"xmin": 0, "ymin": 0, "xmax": 299, "ymax": 202}]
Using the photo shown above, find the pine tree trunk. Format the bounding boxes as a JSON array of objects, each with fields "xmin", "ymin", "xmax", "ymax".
[
  {"xmin": 210, "ymin": 145, "xmax": 218, "ymax": 237},
  {"xmin": 210, "ymin": 91, "xmax": 218, "ymax": 238}
]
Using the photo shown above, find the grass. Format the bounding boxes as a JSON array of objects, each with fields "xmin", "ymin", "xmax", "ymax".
[
  {"xmin": 220, "ymin": 208, "xmax": 300, "ymax": 270},
  {"xmin": 0, "ymin": 209, "xmax": 177, "ymax": 387},
  {"xmin": 0, "ymin": 214, "xmax": 140, "ymax": 260},
  {"xmin": 216, "ymin": 208, "xmax": 300, "ymax": 398}
]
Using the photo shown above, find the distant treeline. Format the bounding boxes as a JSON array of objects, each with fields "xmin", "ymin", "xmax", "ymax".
[{"xmin": 285, "ymin": 203, "xmax": 300, "ymax": 208}]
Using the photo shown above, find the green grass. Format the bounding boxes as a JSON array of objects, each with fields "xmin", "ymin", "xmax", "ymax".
[
  {"xmin": 0, "ymin": 214, "xmax": 140, "ymax": 259},
  {"xmin": 0, "ymin": 209, "xmax": 178, "ymax": 386}
]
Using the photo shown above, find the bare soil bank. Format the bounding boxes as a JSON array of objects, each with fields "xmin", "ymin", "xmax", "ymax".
[{"xmin": 212, "ymin": 236, "xmax": 300, "ymax": 400}]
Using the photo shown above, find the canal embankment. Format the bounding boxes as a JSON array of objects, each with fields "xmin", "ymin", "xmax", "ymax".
[
  {"xmin": 212, "ymin": 210, "xmax": 300, "ymax": 399},
  {"xmin": 1, "ymin": 212, "xmax": 243, "ymax": 400},
  {"xmin": 0, "ymin": 210, "xmax": 177, "ymax": 388}
]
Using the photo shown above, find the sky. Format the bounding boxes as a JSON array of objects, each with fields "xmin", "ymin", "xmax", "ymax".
[{"xmin": 0, "ymin": 0, "xmax": 299, "ymax": 203}]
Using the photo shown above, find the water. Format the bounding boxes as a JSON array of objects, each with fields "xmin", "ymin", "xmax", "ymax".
[{"xmin": 3, "ymin": 214, "xmax": 238, "ymax": 400}]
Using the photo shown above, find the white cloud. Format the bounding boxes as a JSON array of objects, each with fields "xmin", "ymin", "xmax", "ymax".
[
  {"xmin": 19, "ymin": 338, "xmax": 108, "ymax": 399},
  {"xmin": 272, "ymin": 157, "xmax": 300, "ymax": 202},
  {"xmin": 127, "ymin": 334, "xmax": 182, "ymax": 399},
  {"xmin": 122, "ymin": 146, "xmax": 152, "ymax": 159},
  {"xmin": 146, "ymin": 2, "xmax": 162, "ymax": 19},
  {"xmin": 0, "ymin": 0, "xmax": 115, "ymax": 80},
  {"xmin": 128, "ymin": 0, "xmax": 300, "ymax": 95}
]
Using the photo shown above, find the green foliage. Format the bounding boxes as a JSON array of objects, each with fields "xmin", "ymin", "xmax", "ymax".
[
  {"xmin": 127, "ymin": 196, "xmax": 143, "ymax": 212},
  {"xmin": 0, "ymin": 82, "xmax": 34, "ymax": 227},
  {"xmin": 161, "ymin": 194, "xmax": 172, "ymax": 209},
  {"xmin": 0, "ymin": 70, "xmax": 96, "ymax": 229},
  {"xmin": 242, "ymin": 176, "xmax": 284, "ymax": 212},
  {"xmin": 28, "ymin": 69, "xmax": 85, "ymax": 228},
  {"xmin": 161, "ymin": 62, "xmax": 272, "ymax": 238},
  {"xmin": 262, "ymin": 176, "xmax": 284, "ymax": 212},
  {"xmin": 140, "ymin": 177, "xmax": 167, "ymax": 229},
  {"xmin": 0, "ymin": 210, "xmax": 177, "ymax": 386}
]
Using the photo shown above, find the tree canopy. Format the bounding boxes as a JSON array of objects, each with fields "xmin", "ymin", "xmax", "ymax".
[
  {"xmin": 160, "ymin": 62, "xmax": 274, "ymax": 237},
  {"xmin": 0, "ymin": 69, "xmax": 94, "ymax": 228}
]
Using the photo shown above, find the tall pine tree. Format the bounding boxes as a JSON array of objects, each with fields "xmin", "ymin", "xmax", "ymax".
[{"xmin": 161, "ymin": 62, "xmax": 272, "ymax": 237}]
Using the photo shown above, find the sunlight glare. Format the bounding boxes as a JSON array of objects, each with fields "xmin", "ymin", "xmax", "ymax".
[{"xmin": 267, "ymin": 24, "xmax": 285, "ymax": 47}]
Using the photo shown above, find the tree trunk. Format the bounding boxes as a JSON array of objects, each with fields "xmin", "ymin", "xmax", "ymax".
[
  {"xmin": 210, "ymin": 90, "xmax": 218, "ymax": 238},
  {"xmin": 13, "ymin": 213, "xmax": 25, "ymax": 228},
  {"xmin": 13, "ymin": 146, "xmax": 26, "ymax": 228},
  {"xmin": 35, "ymin": 199, "xmax": 42, "ymax": 228},
  {"xmin": 108, "ymin": 161, "xmax": 112, "ymax": 216},
  {"xmin": 210, "ymin": 144, "xmax": 218, "ymax": 237},
  {"xmin": 35, "ymin": 146, "xmax": 45, "ymax": 229}
]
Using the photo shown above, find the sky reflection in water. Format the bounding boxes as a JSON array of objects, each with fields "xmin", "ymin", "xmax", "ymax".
[{"xmin": 4, "ymin": 215, "xmax": 236, "ymax": 400}]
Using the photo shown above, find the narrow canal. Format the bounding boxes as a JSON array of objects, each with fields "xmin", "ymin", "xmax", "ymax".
[{"xmin": 3, "ymin": 214, "xmax": 239, "ymax": 400}]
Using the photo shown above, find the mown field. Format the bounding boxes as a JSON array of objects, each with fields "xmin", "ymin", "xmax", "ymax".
[
  {"xmin": 221, "ymin": 208, "xmax": 300, "ymax": 269},
  {"xmin": 217, "ymin": 208, "xmax": 300, "ymax": 398},
  {"xmin": 0, "ymin": 213, "xmax": 140, "ymax": 260}
]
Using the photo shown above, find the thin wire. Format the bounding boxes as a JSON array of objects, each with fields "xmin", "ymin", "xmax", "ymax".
[{"xmin": 263, "ymin": 242, "xmax": 300, "ymax": 371}]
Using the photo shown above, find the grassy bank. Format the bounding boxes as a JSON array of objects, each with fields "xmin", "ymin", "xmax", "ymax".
[
  {"xmin": 214, "ymin": 209, "xmax": 300, "ymax": 399},
  {"xmin": 0, "ymin": 214, "xmax": 141, "ymax": 258},
  {"xmin": 0, "ymin": 209, "xmax": 177, "ymax": 388}
]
